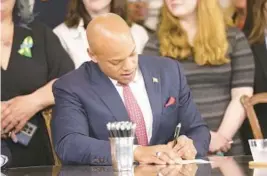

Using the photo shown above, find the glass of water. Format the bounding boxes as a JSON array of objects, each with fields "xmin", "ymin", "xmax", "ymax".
[{"xmin": 249, "ymin": 139, "xmax": 267, "ymax": 162}]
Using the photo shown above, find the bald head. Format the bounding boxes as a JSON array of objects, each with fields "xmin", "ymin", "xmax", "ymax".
[
  {"xmin": 85, "ymin": 13, "xmax": 138, "ymax": 85},
  {"xmin": 86, "ymin": 13, "xmax": 135, "ymax": 60}
]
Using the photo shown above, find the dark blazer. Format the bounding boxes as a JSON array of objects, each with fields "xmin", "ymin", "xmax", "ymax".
[
  {"xmin": 33, "ymin": 0, "xmax": 69, "ymax": 29},
  {"xmin": 241, "ymin": 1, "xmax": 267, "ymax": 154},
  {"xmin": 51, "ymin": 55, "xmax": 210, "ymax": 165}
]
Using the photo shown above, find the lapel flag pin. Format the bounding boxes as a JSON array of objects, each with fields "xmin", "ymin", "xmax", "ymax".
[{"xmin": 152, "ymin": 77, "xmax": 158, "ymax": 83}]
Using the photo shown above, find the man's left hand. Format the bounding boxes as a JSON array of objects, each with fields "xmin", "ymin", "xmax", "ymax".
[{"xmin": 167, "ymin": 135, "xmax": 197, "ymax": 160}]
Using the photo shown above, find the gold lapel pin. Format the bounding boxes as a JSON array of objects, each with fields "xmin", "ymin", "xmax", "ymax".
[{"xmin": 152, "ymin": 77, "xmax": 159, "ymax": 83}]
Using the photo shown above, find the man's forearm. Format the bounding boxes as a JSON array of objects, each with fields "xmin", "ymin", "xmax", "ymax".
[{"xmin": 55, "ymin": 133, "xmax": 111, "ymax": 165}]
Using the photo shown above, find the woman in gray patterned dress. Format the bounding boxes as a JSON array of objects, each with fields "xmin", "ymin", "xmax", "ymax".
[{"xmin": 143, "ymin": 0, "xmax": 255, "ymax": 156}]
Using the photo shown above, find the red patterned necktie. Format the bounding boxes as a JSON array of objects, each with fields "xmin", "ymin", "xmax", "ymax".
[{"xmin": 122, "ymin": 84, "xmax": 148, "ymax": 146}]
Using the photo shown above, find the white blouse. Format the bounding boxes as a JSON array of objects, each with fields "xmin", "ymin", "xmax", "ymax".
[{"xmin": 53, "ymin": 20, "xmax": 149, "ymax": 68}]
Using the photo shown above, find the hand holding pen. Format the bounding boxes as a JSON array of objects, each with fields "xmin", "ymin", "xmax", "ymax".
[{"xmin": 167, "ymin": 123, "xmax": 197, "ymax": 160}]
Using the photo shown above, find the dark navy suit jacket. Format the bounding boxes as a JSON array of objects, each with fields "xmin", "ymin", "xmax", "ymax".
[{"xmin": 51, "ymin": 55, "xmax": 210, "ymax": 165}]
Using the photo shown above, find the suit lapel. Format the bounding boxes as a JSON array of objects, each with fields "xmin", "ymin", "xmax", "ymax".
[
  {"xmin": 89, "ymin": 57, "xmax": 163, "ymax": 144},
  {"xmin": 253, "ymin": 43, "xmax": 267, "ymax": 80},
  {"xmin": 139, "ymin": 57, "xmax": 162, "ymax": 145},
  {"xmin": 89, "ymin": 63, "xmax": 129, "ymax": 122}
]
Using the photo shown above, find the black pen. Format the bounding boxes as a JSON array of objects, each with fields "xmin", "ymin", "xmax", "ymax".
[{"xmin": 173, "ymin": 123, "xmax": 181, "ymax": 147}]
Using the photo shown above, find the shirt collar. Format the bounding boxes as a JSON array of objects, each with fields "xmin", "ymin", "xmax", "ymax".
[{"xmin": 109, "ymin": 67, "xmax": 141, "ymax": 86}]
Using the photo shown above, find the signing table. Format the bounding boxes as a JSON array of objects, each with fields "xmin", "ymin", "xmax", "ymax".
[{"xmin": 2, "ymin": 156, "xmax": 267, "ymax": 176}]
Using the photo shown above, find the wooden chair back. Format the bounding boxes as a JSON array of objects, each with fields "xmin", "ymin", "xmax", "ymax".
[
  {"xmin": 240, "ymin": 93, "xmax": 267, "ymax": 139},
  {"xmin": 42, "ymin": 109, "xmax": 61, "ymax": 166}
]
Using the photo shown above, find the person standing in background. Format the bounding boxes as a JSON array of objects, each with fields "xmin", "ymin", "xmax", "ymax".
[
  {"xmin": 54, "ymin": 0, "xmax": 149, "ymax": 68},
  {"xmin": 143, "ymin": 0, "xmax": 255, "ymax": 156},
  {"xmin": 231, "ymin": 0, "xmax": 247, "ymax": 29},
  {"xmin": 128, "ymin": 0, "xmax": 164, "ymax": 34},
  {"xmin": 1, "ymin": 0, "xmax": 74, "ymax": 167},
  {"xmin": 240, "ymin": 0, "xmax": 267, "ymax": 155},
  {"xmin": 128, "ymin": 0, "xmax": 149, "ymax": 25}
]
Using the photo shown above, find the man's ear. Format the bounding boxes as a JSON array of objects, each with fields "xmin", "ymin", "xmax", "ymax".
[{"xmin": 87, "ymin": 48, "xmax": 98, "ymax": 63}]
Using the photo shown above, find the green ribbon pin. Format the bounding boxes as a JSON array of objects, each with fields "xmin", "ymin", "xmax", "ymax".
[{"xmin": 18, "ymin": 36, "xmax": 33, "ymax": 58}]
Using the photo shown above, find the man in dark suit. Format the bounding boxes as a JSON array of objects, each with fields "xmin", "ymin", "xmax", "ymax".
[{"xmin": 51, "ymin": 13, "xmax": 210, "ymax": 165}]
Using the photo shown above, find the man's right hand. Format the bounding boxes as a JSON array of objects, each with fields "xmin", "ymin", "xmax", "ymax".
[{"xmin": 134, "ymin": 145, "xmax": 182, "ymax": 165}]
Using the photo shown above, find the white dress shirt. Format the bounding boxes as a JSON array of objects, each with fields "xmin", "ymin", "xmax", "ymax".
[
  {"xmin": 53, "ymin": 20, "xmax": 149, "ymax": 68},
  {"xmin": 109, "ymin": 68, "xmax": 153, "ymax": 143}
]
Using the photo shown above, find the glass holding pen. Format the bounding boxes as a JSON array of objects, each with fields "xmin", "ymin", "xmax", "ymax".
[{"xmin": 107, "ymin": 122, "xmax": 136, "ymax": 172}]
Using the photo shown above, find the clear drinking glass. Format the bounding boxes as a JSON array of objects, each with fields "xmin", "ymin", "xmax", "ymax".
[
  {"xmin": 109, "ymin": 137, "xmax": 134, "ymax": 172},
  {"xmin": 249, "ymin": 139, "xmax": 267, "ymax": 162}
]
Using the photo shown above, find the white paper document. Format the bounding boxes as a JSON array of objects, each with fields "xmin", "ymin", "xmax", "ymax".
[
  {"xmin": 175, "ymin": 159, "xmax": 212, "ymax": 165},
  {"xmin": 253, "ymin": 168, "xmax": 267, "ymax": 176}
]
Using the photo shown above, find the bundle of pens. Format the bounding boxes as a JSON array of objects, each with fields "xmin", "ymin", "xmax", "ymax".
[{"xmin": 106, "ymin": 121, "xmax": 136, "ymax": 138}]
